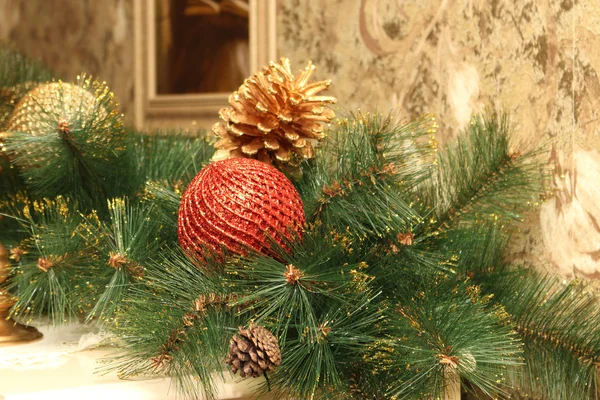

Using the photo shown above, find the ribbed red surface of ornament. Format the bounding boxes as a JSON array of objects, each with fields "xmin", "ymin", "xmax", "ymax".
[{"xmin": 178, "ymin": 158, "xmax": 305, "ymax": 261}]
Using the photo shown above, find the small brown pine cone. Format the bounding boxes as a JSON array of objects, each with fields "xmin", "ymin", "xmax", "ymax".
[
  {"xmin": 212, "ymin": 57, "xmax": 336, "ymax": 166},
  {"xmin": 225, "ymin": 324, "xmax": 281, "ymax": 378}
]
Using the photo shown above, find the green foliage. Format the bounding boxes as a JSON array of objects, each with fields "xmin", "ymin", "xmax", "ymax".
[
  {"xmin": 479, "ymin": 270, "xmax": 600, "ymax": 400},
  {"xmin": 81, "ymin": 198, "xmax": 162, "ymax": 323},
  {"xmin": 0, "ymin": 42, "xmax": 55, "ymax": 89},
  {"xmin": 225, "ymin": 229, "xmax": 376, "ymax": 340},
  {"xmin": 421, "ymin": 113, "xmax": 543, "ymax": 232},
  {"xmin": 141, "ymin": 181, "xmax": 183, "ymax": 244},
  {"xmin": 269, "ymin": 292, "xmax": 382, "ymax": 400},
  {"xmin": 5, "ymin": 198, "xmax": 97, "ymax": 324},
  {"xmin": 0, "ymin": 153, "xmax": 27, "ymax": 200},
  {"xmin": 106, "ymin": 246, "xmax": 247, "ymax": 400},
  {"xmin": 2, "ymin": 68, "xmax": 594, "ymax": 400},
  {"xmin": 297, "ymin": 112, "xmax": 436, "ymax": 240},
  {"xmin": 3, "ymin": 76, "xmax": 126, "ymax": 212},
  {"xmin": 121, "ymin": 130, "xmax": 214, "ymax": 197},
  {"xmin": 382, "ymin": 280, "xmax": 521, "ymax": 400}
]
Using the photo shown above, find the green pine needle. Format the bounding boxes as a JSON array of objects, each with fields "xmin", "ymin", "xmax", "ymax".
[
  {"xmin": 421, "ymin": 112, "xmax": 544, "ymax": 232},
  {"xmin": 4, "ymin": 75, "xmax": 126, "ymax": 212},
  {"xmin": 6, "ymin": 197, "xmax": 98, "ymax": 324}
]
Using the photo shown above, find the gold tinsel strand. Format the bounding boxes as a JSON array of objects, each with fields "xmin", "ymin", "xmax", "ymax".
[{"xmin": 212, "ymin": 57, "xmax": 336, "ymax": 165}]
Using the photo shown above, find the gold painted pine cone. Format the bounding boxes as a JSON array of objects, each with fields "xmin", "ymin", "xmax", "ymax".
[
  {"xmin": 212, "ymin": 57, "xmax": 336, "ymax": 166},
  {"xmin": 225, "ymin": 324, "xmax": 282, "ymax": 378}
]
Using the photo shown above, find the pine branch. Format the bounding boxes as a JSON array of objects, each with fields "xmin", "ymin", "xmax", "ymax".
[
  {"xmin": 422, "ymin": 113, "xmax": 543, "ymax": 233},
  {"xmin": 150, "ymin": 293, "xmax": 240, "ymax": 372},
  {"xmin": 3, "ymin": 75, "xmax": 126, "ymax": 212},
  {"xmin": 296, "ymin": 113, "xmax": 436, "ymax": 240},
  {"xmin": 80, "ymin": 198, "xmax": 161, "ymax": 323},
  {"xmin": 374, "ymin": 280, "xmax": 521, "ymax": 400},
  {"xmin": 122, "ymin": 130, "xmax": 214, "ymax": 197},
  {"xmin": 105, "ymin": 246, "xmax": 248, "ymax": 399},
  {"xmin": 267, "ymin": 291, "xmax": 383, "ymax": 399},
  {"xmin": 0, "ymin": 42, "xmax": 55, "ymax": 88},
  {"xmin": 225, "ymin": 227, "xmax": 382, "ymax": 342},
  {"xmin": 6, "ymin": 197, "xmax": 98, "ymax": 324},
  {"xmin": 454, "ymin": 223, "xmax": 600, "ymax": 399},
  {"xmin": 478, "ymin": 270, "xmax": 600, "ymax": 399},
  {"xmin": 0, "ymin": 192, "xmax": 33, "ymax": 244},
  {"xmin": 141, "ymin": 181, "xmax": 182, "ymax": 244}
]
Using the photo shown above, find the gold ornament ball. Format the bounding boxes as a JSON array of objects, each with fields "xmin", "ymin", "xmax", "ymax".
[
  {"xmin": 0, "ymin": 81, "xmax": 39, "ymax": 130},
  {"xmin": 5, "ymin": 77, "xmax": 124, "ymax": 170},
  {"xmin": 7, "ymin": 80, "xmax": 111, "ymax": 134}
]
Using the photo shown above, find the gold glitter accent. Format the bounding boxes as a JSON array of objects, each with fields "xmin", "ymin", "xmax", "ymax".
[
  {"xmin": 397, "ymin": 231, "xmax": 414, "ymax": 246},
  {"xmin": 107, "ymin": 252, "xmax": 144, "ymax": 278},
  {"xmin": 438, "ymin": 353, "xmax": 460, "ymax": 369},
  {"xmin": 9, "ymin": 247, "xmax": 25, "ymax": 262},
  {"xmin": 283, "ymin": 264, "xmax": 303, "ymax": 285},
  {"xmin": 36, "ymin": 255, "xmax": 64, "ymax": 272}
]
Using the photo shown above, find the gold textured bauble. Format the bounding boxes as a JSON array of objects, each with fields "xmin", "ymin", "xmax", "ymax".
[
  {"xmin": 0, "ymin": 82, "xmax": 39, "ymax": 130},
  {"xmin": 4, "ymin": 76, "xmax": 124, "ymax": 171},
  {"xmin": 7, "ymin": 80, "xmax": 109, "ymax": 134},
  {"xmin": 212, "ymin": 57, "xmax": 337, "ymax": 166}
]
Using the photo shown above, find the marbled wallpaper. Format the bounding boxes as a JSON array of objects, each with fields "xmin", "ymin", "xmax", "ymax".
[
  {"xmin": 0, "ymin": 0, "xmax": 599, "ymax": 279},
  {"xmin": 0, "ymin": 0, "xmax": 134, "ymax": 118},
  {"xmin": 278, "ymin": 0, "xmax": 600, "ymax": 279}
]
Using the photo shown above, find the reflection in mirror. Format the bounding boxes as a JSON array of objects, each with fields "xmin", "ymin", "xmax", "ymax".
[{"xmin": 155, "ymin": 0, "xmax": 250, "ymax": 94}]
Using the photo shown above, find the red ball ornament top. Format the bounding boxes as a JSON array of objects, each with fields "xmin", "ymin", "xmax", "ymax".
[{"xmin": 178, "ymin": 158, "xmax": 305, "ymax": 260}]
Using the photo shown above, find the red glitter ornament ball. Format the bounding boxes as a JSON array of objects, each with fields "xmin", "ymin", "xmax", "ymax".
[{"xmin": 178, "ymin": 158, "xmax": 305, "ymax": 260}]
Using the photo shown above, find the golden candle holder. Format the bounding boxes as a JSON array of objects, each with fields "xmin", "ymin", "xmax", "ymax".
[{"xmin": 0, "ymin": 240, "xmax": 42, "ymax": 346}]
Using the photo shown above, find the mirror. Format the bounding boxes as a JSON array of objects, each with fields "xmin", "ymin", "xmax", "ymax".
[
  {"xmin": 155, "ymin": 0, "xmax": 250, "ymax": 94},
  {"xmin": 134, "ymin": 0, "xmax": 275, "ymax": 129}
]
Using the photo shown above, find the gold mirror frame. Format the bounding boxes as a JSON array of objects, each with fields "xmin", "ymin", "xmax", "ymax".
[{"xmin": 133, "ymin": 0, "xmax": 276, "ymax": 129}]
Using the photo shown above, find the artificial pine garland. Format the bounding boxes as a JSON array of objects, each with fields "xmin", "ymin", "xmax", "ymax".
[{"xmin": 0, "ymin": 46, "xmax": 599, "ymax": 400}]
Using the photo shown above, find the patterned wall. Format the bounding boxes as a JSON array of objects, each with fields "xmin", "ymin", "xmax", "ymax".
[
  {"xmin": 0, "ymin": 0, "xmax": 134, "ymax": 117},
  {"xmin": 277, "ymin": 0, "xmax": 600, "ymax": 279},
  {"xmin": 1, "ymin": 0, "xmax": 599, "ymax": 278}
]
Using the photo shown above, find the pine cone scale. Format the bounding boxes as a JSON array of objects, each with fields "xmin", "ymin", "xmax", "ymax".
[
  {"xmin": 276, "ymin": 147, "xmax": 291, "ymax": 161},
  {"xmin": 236, "ymin": 351, "xmax": 250, "ymax": 361},
  {"xmin": 294, "ymin": 63, "xmax": 315, "ymax": 86},
  {"xmin": 263, "ymin": 139, "xmax": 280, "ymax": 150},
  {"xmin": 283, "ymin": 128, "xmax": 300, "ymax": 141},
  {"xmin": 241, "ymin": 139, "xmax": 263, "ymax": 155},
  {"xmin": 258, "ymin": 120, "xmax": 278, "ymax": 132},
  {"xmin": 303, "ymin": 80, "xmax": 332, "ymax": 96}
]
